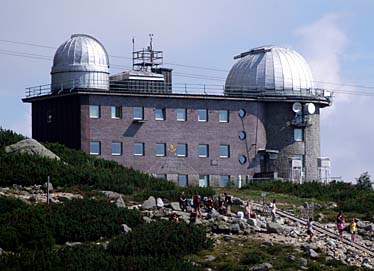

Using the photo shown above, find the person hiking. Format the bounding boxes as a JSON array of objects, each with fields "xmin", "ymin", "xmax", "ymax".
[
  {"xmin": 193, "ymin": 192, "xmax": 201, "ymax": 217},
  {"xmin": 337, "ymin": 210, "xmax": 345, "ymax": 241},
  {"xmin": 179, "ymin": 191, "xmax": 187, "ymax": 212},
  {"xmin": 224, "ymin": 192, "xmax": 233, "ymax": 214},
  {"xmin": 270, "ymin": 199, "xmax": 277, "ymax": 222},
  {"xmin": 350, "ymin": 218, "xmax": 357, "ymax": 243},
  {"xmin": 306, "ymin": 217, "xmax": 314, "ymax": 242}
]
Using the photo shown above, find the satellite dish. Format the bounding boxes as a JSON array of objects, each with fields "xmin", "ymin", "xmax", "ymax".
[
  {"xmin": 292, "ymin": 102, "xmax": 302, "ymax": 113},
  {"xmin": 305, "ymin": 103, "xmax": 316, "ymax": 114}
]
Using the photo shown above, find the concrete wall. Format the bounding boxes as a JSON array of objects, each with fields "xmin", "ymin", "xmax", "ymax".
[{"xmin": 264, "ymin": 102, "xmax": 321, "ymax": 181}]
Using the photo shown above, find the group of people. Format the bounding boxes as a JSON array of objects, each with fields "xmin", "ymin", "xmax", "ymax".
[{"xmin": 306, "ymin": 210, "xmax": 358, "ymax": 243}]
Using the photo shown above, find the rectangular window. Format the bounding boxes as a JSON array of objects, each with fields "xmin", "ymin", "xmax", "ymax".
[
  {"xmin": 154, "ymin": 174, "xmax": 167, "ymax": 180},
  {"xmin": 220, "ymin": 175, "xmax": 230, "ymax": 187},
  {"xmin": 178, "ymin": 175, "xmax": 188, "ymax": 187},
  {"xmin": 156, "ymin": 143, "xmax": 166, "ymax": 157},
  {"xmin": 220, "ymin": 145, "xmax": 230, "ymax": 158},
  {"xmin": 219, "ymin": 110, "xmax": 229, "ymax": 123},
  {"xmin": 176, "ymin": 108, "xmax": 186, "ymax": 121},
  {"xmin": 155, "ymin": 108, "xmax": 166, "ymax": 120},
  {"xmin": 89, "ymin": 105, "xmax": 100, "ymax": 119},
  {"xmin": 176, "ymin": 144, "xmax": 187, "ymax": 157},
  {"xmin": 133, "ymin": 107, "xmax": 144, "ymax": 120},
  {"xmin": 111, "ymin": 106, "xmax": 122, "ymax": 119},
  {"xmin": 294, "ymin": 128, "xmax": 303, "ymax": 142},
  {"xmin": 198, "ymin": 144, "xmax": 209, "ymax": 157},
  {"xmin": 197, "ymin": 109, "xmax": 208, "ymax": 122},
  {"xmin": 199, "ymin": 175, "xmax": 209, "ymax": 187},
  {"xmin": 134, "ymin": 143, "xmax": 144, "ymax": 156},
  {"xmin": 112, "ymin": 142, "xmax": 122, "ymax": 156},
  {"xmin": 90, "ymin": 141, "xmax": 100, "ymax": 155}
]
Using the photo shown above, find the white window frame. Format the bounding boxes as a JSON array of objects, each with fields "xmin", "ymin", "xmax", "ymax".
[
  {"xmin": 197, "ymin": 109, "xmax": 208, "ymax": 122},
  {"xmin": 90, "ymin": 141, "xmax": 101, "ymax": 155},
  {"xmin": 111, "ymin": 106, "xmax": 122, "ymax": 119},
  {"xmin": 111, "ymin": 142, "xmax": 122, "ymax": 156},
  {"xmin": 176, "ymin": 108, "xmax": 186, "ymax": 121},
  {"xmin": 156, "ymin": 143, "xmax": 166, "ymax": 157},
  {"xmin": 134, "ymin": 143, "xmax": 144, "ymax": 156},
  {"xmin": 218, "ymin": 110, "xmax": 229, "ymax": 123},
  {"xmin": 199, "ymin": 175, "xmax": 209, "ymax": 187},
  {"xmin": 133, "ymin": 107, "xmax": 144, "ymax": 120},
  {"xmin": 89, "ymin": 105, "xmax": 100, "ymax": 119},
  {"xmin": 154, "ymin": 108, "xmax": 166, "ymax": 121},
  {"xmin": 176, "ymin": 144, "xmax": 187, "ymax": 157},
  {"xmin": 220, "ymin": 144, "xmax": 230, "ymax": 158},
  {"xmin": 198, "ymin": 144, "xmax": 209, "ymax": 157}
]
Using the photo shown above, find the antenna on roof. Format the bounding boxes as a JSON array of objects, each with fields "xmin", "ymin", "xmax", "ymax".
[
  {"xmin": 132, "ymin": 37, "xmax": 135, "ymax": 69},
  {"xmin": 132, "ymin": 34, "xmax": 163, "ymax": 71}
]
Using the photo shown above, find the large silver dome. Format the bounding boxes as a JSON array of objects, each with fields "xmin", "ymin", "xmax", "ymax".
[
  {"xmin": 225, "ymin": 46, "xmax": 314, "ymax": 96},
  {"xmin": 51, "ymin": 34, "xmax": 110, "ymax": 91}
]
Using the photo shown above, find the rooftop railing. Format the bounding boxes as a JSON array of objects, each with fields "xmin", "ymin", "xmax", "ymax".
[{"xmin": 25, "ymin": 78, "xmax": 333, "ymax": 103}]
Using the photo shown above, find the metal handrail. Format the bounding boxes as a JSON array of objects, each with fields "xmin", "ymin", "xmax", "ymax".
[{"xmin": 25, "ymin": 78, "xmax": 333, "ymax": 102}]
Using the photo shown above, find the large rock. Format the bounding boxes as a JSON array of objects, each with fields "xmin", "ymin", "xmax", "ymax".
[
  {"xmin": 5, "ymin": 139, "xmax": 60, "ymax": 160},
  {"xmin": 121, "ymin": 224, "xmax": 132, "ymax": 234},
  {"xmin": 230, "ymin": 223, "xmax": 240, "ymax": 234},
  {"xmin": 156, "ymin": 198, "xmax": 164, "ymax": 208},
  {"xmin": 116, "ymin": 196, "xmax": 126, "ymax": 208},
  {"xmin": 101, "ymin": 191, "xmax": 122, "ymax": 200},
  {"xmin": 266, "ymin": 222, "xmax": 284, "ymax": 234},
  {"xmin": 308, "ymin": 249, "xmax": 319, "ymax": 258},
  {"xmin": 170, "ymin": 202, "xmax": 181, "ymax": 211},
  {"xmin": 247, "ymin": 218, "xmax": 257, "ymax": 227},
  {"xmin": 142, "ymin": 196, "xmax": 156, "ymax": 209}
]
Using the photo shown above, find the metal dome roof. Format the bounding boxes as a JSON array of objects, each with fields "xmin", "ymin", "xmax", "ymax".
[
  {"xmin": 225, "ymin": 46, "xmax": 314, "ymax": 96},
  {"xmin": 51, "ymin": 34, "xmax": 109, "ymax": 74}
]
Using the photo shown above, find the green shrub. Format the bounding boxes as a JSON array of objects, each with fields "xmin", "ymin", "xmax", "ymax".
[
  {"xmin": 0, "ymin": 127, "xmax": 25, "ymax": 150},
  {"xmin": 109, "ymin": 220, "xmax": 212, "ymax": 258}
]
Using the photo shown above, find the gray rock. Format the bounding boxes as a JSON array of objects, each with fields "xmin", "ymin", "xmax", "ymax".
[
  {"xmin": 308, "ymin": 249, "xmax": 319, "ymax": 258},
  {"xmin": 223, "ymin": 235, "xmax": 234, "ymax": 241},
  {"xmin": 156, "ymin": 198, "xmax": 164, "ymax": 208},
  {"xmin": 299, "ymin": 258, "xmax": 308, "ymax": 266},
  {"xmin": 65, "ymin": 242, "xmax": 82, "ymax": 247},
  {"xmin": 0, "ymin": 247, "xmax": 4, "ymax": 255},
  {"xmin": 205, "ymin": 255, "xmax": 216, "ymax": 261},
  {"xmin": 231, "ymin": 223, "xmax": 240, "ymax": 234},
  {"xmin": 100, "ymin": 191, "xmax": 121, "ymax": 199},
  {"xmin": 365, "ymin": 224, "xmax": 374, "ymax": 232},
  {"xmin": 247, "ymin": 218, "xmax": 257, "ymax": 227},
  {"xmin": 356, "ymin": 220, "xmax": 367, "ymax": 228},
  {"xmin": 288, "ymin": 255, "xmax": 296, "ymax": 261},
  {"xmin": 116, "ymin": 196, "xmax": 126, "ymax": 208},
  {"xmin": 5, "ymin": 138, "xmax": 60, "ymax": 160},
  {"xmin": 121, "ymin": 224, "xmax": 132, "ymax": 234},
  {"xmin": 143, "ymin": 216, "xmax": 153, "ymax": 223},
  {"xmin": 302, "ymin": 243, "xmax": 318, "ymax": 251},
  {"xmin": 170, "ymin": 202, "xmax": 181, "ymax": 211},
  {"xmin": 42, "ymin": 182, "xmax": 53, "ymax": 192},
  {"xmin": 266, "ymin": 222, "xmax": 284, "ymax": 234},
  {"xmin": 362, "ymin": 263, "xmax": 374, "ymax": 269},
  {"xmin": 249, "ymin": 262, "xmax": 273, "ymax": 271},
  {"xmin": 232, "ymin": 198, "xmax": 244, "ymax": 205},
  {"xmin": 142, "ymin": 196, "xmax": 156, "ymax": 209},
  {"xmin": 207, "ymin": 209, "xmax": 220, "ymax": 219}
]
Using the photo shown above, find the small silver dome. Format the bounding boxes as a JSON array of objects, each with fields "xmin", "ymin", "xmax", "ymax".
[
  {"xmin": 51, "ymin": 34, "xmax": 110, "ymax": 91},
  {"xmin": 225, "ymin": 46, "xmax": 314, "ymax": 96}
]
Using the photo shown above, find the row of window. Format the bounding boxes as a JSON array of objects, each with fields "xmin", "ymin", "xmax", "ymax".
[
  {"xmin": 155, "ymin": 174, "xmax": 230, "ymax": 188},
  {"xmin": 89, "ymin": 105, "xmax": 230, "ymax": 123},
  {"xmin": 90, "ymin": 141, "xmax": 230, "ymax": 158}
]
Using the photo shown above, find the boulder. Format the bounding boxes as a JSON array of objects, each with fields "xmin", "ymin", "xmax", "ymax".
[
  {"xmin": 156, "ymin": 198, "xmax": 164, "ymax": 208},
  {"xmin": 205, "ymin": 255, "xmax": 216, "ymax": 261},
  {"xmin": 142, "ymin": 196, "xmax": 156, "ymax": 209},
  {"xmin": 65, "ymin": 242, "xmax": 82, "ymax": 247},
  {"xmin": 116, "ymin": 196, "xmax": 126, "ymax": 208},
  {"xmin": 230, "ymin": 223, "xmax": 240, "ymax": 234},
  {"xmin": 5, "ymin": 138, "xmax": 60, "ymax": 160},
  {"xmin": 266, "ymin": 222, "xmax": 284, "ymax": 234},
  {"xmin": 42, "ymin": 182, "xmax": 53, "ymax": 193},
  {"xmin": 249, "ymin": 263, "xmax": 273, "ymax": 271},
  {"xmin": 365, "ymin": 224, "xmax": 374, "ymax": 232},
  {"xmin": 170, "ymin": 202, "xmax": 181, "ymax": 211},
  {"xmin": 247, "ymin": 218, "xmax": 257, "ymax": 227},
  {"xmin": 121, "ymin": 224, "xmax": 132, "ymax": 234},
  {"xmin": 299, "ymin": 258, "xmax": 308, "ymax": 267},
  {"xmin": 308, "ymin": 249, "xmax": 319, "ymax": 258},
  {"xmin": 356, "ymin": 220, "xmax": 367, "ymax": 229},
  {"xmin": 143, "ymin": 216, "xmax": 153, "ymax": 223},
  {"xmin": 100, "ymin": 191, "xmax": 122, "ymax": 200}
]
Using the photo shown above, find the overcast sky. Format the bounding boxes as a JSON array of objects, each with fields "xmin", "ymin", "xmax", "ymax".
[{"xmin": 1, "ymin": 0, "xmax": 374, "ymax": 182}]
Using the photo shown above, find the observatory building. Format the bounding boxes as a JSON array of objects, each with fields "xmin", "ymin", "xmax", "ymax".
[{"xmin": 23, "ymin": 34, "xmax": 332, "ymax": 187}]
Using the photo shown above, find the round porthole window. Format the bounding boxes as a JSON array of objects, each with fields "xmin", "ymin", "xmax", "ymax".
[
  {"xmin": 239, "ymin": 155, "xmax": 247, "ymax": 165},
  {"xmin": 238, "ymin": 109, "xmax": 246, "ymax": 118},
  {"xmin": 239, "ymin": 131, "xmax": 246, "ymax": 140}
]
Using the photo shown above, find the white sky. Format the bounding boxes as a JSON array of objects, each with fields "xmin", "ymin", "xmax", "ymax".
[{"xmin": 1, "ymin": 0, "xmax": 374, "ymax": 182}]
